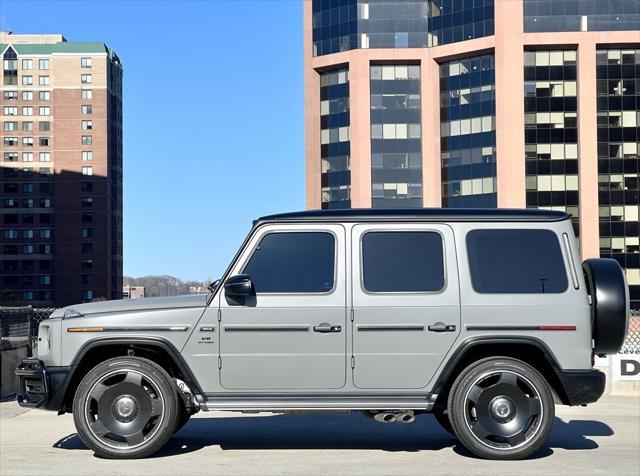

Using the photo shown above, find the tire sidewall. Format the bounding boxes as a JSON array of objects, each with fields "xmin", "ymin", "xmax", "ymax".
[
  {"xmin": 448, "ymin": 357, "xmax": 555, "ymax": 460},
  {"xmin": 73, "ymin": 357, "xmax": 179, "ymax": 459}
]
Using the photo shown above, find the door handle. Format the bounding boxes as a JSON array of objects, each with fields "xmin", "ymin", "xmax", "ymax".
[
  {"xmin": 428, "ymin": 322, "xmax": 456, "ymax": 332},
  {"xmin": 313, "ymin": 323, "xmax": 342, "ymax": 333}
]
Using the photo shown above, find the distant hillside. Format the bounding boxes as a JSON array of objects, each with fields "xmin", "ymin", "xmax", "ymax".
[{"xmin": 123, "ymin": 275, "xmax": 210, "ymax": 297}]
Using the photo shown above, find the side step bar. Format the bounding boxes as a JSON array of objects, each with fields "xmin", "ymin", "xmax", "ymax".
[{"xmin": 199, "ymin": 395, "xmax": 438, "ymax": 412}]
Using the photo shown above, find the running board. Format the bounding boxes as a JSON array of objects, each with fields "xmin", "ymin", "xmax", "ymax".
[{"xmin": 200, "ymin": 395, "xmax": 437, "ymax": 412}]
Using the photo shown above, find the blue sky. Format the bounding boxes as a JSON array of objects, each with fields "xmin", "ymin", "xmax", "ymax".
[{"xmin": 0, "ymin": 0, "xmax": 305, "ymax": 281}]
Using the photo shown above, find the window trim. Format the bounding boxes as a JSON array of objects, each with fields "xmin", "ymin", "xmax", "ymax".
[
  {"xmin": 359, "ymin": 229, "xmax": 448, "ymax": 295},
  {"xmin": 465, "ymin": 228, "xmax": 570, "ymax": 295},
  {"xmin": 239, "ymin": 229, "xmax": 338, "ymax": 296}
]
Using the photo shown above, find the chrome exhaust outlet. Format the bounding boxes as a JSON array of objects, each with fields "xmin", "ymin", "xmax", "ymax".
[
  {"xmin": 373, "ymin": 412, "xmax": 397, "ymax": 423},
  {"xmin": 398, "ymin": 411, "xmax": 415, "ymax": 423}
]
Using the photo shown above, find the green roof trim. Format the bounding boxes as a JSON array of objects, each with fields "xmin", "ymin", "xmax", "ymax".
[{"xmin": 3, "ymin": 42, "xmax": 109, "ymax": 55}]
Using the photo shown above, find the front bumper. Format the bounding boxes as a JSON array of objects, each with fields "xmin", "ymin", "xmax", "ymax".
[
  {"xmin": 554, "ymin": 368, "xmax": 606, "ymax": 406},
  {"xmin": 15, "ymin": 358, "xmax": 71, "ymax": 411}
]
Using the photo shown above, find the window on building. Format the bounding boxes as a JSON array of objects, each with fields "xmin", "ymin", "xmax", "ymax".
[
  {"xmin": 39, "ymin": 91, "xmax": 50, "ymax": 101},
  {"xmin": 39, "ymin": 152, "xmax": 50, "ymax": 162},
  {"xmin": 81, "ymin": 74, "xmax": 92, "ymax": 84},
  {"xmin": 82, "ymin": 151, "xmax": 93, "ymax": 161},
  {"xmin": 81, "ymin": 213, "xmax": 93, "ymax": 223},
  {"xmin": 22, "ymin": 75, "xmax": 33, "ymax": 85},
  {"xmin": 82, "ymin": 275, "xmax": 93, "ymax": 285},
  {"xmin": 242, "ymin": 232, "xmax": 336, "ymax": 293},
  {"xmin": 39, "ymin": 167, "xmax": 51, "ymax": 176},
  {"xmin": 23, "ymin": 229, "xmax": 34, "ymax": 238},
  {"xmin": 22, "ymin": 106, "xmax": 33, "ymax": 116},
  {"xmin": 39, "ymin": 106, "xmax": 50, "ymax": 116},
  {"xmin": 22, "ymin": 183, "xmax": 33, "ymax": 193},
  {"xmin": 22, "ymin": 91, "xmax": 33, "ymax": 100},
  {"xmin": 81, "ymin": 228, "xmax": 93, "ymax": 238},
  {"xmin": 22, "ymin": 59, "xmax": 32, "ymax": 70},
  {"xmin": 81, "ymin": 105, "xmax": 92, "ymax": 115},
  {"xmin": 39, "ymin": 229, "xmax": 51, "ymax": 239},
  {"xmin": 39, "ymin": 137, "xmax": 49, "ymax": 147},
  {"xmin": 4, "ymin": 91, "xmax": 18, "ymax": 100},
  {"xmin": 82, "ymin": 120, "xmax": 93, "ymax": 130},
  {"xmin": 81, "ymin": 89, "xmax": 92, "ymax": 99},
  {"xmin": 82, "ymin": 197, "xmax": 93, "ymax": 207},
  {"xmin": 82, "ymin": 135, "xmax": 92, "ymax": 145},
  {"xmin": 81, "ymin": 182, "xmax": 93, "ymax": 192},
  {"xmin": 82, "ymin": 290, "xmax": 94, "ymax": 300},
  {"xmin": 82, "ymin": 167, "xmax": 93, "ymax": 176},
  {"xmin": 39, "ymin": 121, "xmax": 50, "ymax": 131},
  {"xmin": 22, "ymin": 137, "xmax": 33, "ymax": 147},
  {"xmin": 4, "ymin": 122, "xmax": 18, "ymax": 131},
  {"xmin": 39, "ymin": 59, "xmax": 49, "ymax": 70},
  {"xmin": 466, "ymin": 229, "xmax": 568, "ymax": 294},
  {"xmin": 362, "ymin": 231, "xmax": 444, "ymax": 292},
  {"xmin": 4, "ymin": 106, "xmax": 17, "ymax": 115},
  {"xmin": 39, "ymin": 76, "xmax": 49, "ymax": 86},
  {"xmin": 39, "ymin": 183, "xmax": 51, "ymax": 193},
  {"xmin": 22, "ymin": 121, "xmax": 33, "ymax": 131},
  {"xmin": 22, "ymin": 152, "xmax": 33, "ymax": 162},
  {"xmin": 81, "ymin": 259, "xmax": 93, "ymax": 269},
  {"xmin": 4, "ymin": 137, "xmax": 18, "ymax": 146},
  {"xmin": 40, "ymin": 275, "xmax": 51, "ymax": 285},
  {"xmin": 81, "ymin": 57, "xmax": 92, "ymax": 68},
  {"xmin": 82, "ymin": 243, "xmax": 93, "ymax": 253},
  {"xmin": 4, "ymin": 152, "xmax": 18, "ymax": 162}
]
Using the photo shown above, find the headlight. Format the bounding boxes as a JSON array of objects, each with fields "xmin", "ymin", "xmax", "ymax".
[{"xmin": 37, "ymin": 324, "xmax": 51, "ymax": 357}]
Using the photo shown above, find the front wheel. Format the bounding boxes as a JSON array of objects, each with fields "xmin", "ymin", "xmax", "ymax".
[
  {"xmin": 447, "ymin": 357, "xmax": 555, "ymax": 460},
  {"xmin": 73, "ymin": 357, "xmax": 180, "ymax": 459}
]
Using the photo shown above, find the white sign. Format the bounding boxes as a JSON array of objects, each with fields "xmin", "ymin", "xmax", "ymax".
[{"xmin": 612, "ymin": 354, "xmax": 640, "ymax": 381}]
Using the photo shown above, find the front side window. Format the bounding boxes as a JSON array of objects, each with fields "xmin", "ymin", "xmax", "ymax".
[
  {"xmin": 362, "ymin": 231, "xmax": 445, "ymax": 292},
  {"xmin": 466, "ymin": 229, "xmax": 568, "ymax": 293},
  {"xmin": 242, "ymin": 232, "xmax": 335, "ymax": 293}
]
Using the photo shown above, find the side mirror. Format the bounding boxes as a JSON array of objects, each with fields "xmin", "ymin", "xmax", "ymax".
[{"xmin": 224, "ymin": 274, "xmax": 254, "ymax": 303}]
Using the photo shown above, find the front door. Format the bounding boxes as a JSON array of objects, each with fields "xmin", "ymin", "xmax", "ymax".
[
  {"xmin": 219, "ymin": 224, "xmax": 347, "ymax": 390},
  {"xmin": 351, "ymin": 224, "xmax": 460, "ymax": 389}
]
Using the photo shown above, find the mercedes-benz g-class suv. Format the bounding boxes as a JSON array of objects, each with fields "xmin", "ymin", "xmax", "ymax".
[{"xmin": 17, "ymin": 209, "xmax": 629, "ymax": 460}]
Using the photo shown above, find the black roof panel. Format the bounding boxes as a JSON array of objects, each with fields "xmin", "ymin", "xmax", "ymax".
[{"xmin": 256, "ymin": 208, "xmax": 571, "ymax": 224}]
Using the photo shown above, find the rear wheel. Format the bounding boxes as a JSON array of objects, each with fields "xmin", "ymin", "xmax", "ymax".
[
  {"xmin": 73, "ymin": 357, "xmax": 179, "ymax": 459},
  {"xmin": 448, "ymin": 357, "xmax": 554, "ymax": 460}
]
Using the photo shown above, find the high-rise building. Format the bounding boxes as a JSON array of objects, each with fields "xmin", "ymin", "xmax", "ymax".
[
  {"xmin": 305, "ymin": 1, "xmax": 640, "ymax": 309},
  {"xmin": 1, "ymin": 32, "xmax": 123, "ymax": 308}
]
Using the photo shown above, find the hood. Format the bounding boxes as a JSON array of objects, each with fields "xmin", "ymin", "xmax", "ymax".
[{"xmin": 52, "ymin": 294, "xmax": 209, "ymax": 319}]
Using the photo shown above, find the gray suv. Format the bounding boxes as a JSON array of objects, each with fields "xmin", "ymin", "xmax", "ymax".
[{"xmin": 16, "ymin": 209, "xmax": 630, "ymax": 460}]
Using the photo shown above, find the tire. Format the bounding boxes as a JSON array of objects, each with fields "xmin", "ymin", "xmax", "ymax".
[
  {"xmin": 447, "ymin": 357, "xmax": 555, "ymax": 460},
  {"xmin": 173, "ymin": 397, "xmax": 191, "ymax": 434},
  {"xmin": 73, "ymin": 356, "xmax": 180, "ymax": 459},
  {"xmin": 583, "ymin": 258, "xmax": 630, "ymax": 354},
  {"xmin": 433, "ymin": 410, "xmax": 454, "ymax": 436}
]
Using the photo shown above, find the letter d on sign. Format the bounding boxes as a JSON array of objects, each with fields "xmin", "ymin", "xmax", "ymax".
[
  {"xmin": 613, "ymin": 355, "xmax": 640, "ymax": 381},
  {"xmin": 621, "ymin": 359, "xmax": 640, "ymax": 377}
]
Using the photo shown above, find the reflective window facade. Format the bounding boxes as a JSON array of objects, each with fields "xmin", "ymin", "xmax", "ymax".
[
  {"xmin": 524, "ymin": 50, "xmax": 580, "ymax": 234},
  {"xmin": 370, "ymin": 64, "xmax": 422, "ymax": 208},
  {"xmin": 427, "ymin": 0, "xmax": 494, "ymax": 47},
  {"xmin": 320, "ymin": 68, "xmax": 351, "ymax": 209},
  {"xmin": 524, "ymin": 0, "xmax": 640, "ymax": 33},
  {"xmin": 440, "ymin": 54, "xmax": 496, "ymax": 207},
  {"xmin": 596, "ymin": 49, "xmax": 640, "ymax": 309},
  {"xmin": 312, "ymin": 0, "xmax": 494, "ymax": 57}
]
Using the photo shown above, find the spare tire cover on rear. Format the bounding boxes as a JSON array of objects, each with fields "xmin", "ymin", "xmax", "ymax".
[{"xmin": 583, "ymin": 258, "xmax": 630, "ymax": 355}]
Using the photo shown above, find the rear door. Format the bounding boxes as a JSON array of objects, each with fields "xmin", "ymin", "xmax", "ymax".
[
  {"xmin": 219, "ymin": 224, "xmax": 347, "ymax": 390},
  {"xmin": 351, "ymin": 224, "xmax": 460, "ymax": 389}
]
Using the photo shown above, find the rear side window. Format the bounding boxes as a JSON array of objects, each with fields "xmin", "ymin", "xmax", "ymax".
[
  {"xmin": 466, "ymin": 229, "xmax": 568, "ymax": 294},
  {"xmin": 243, "ymin": 232, "xmax": 335, "ymax": 293},
  {"xmin": 362, "ymin": 231, "xmax": 444, "ymax": 293}
]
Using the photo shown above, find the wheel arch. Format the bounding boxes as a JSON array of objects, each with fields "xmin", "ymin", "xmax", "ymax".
[
  {"xmin": 431, "ymin": 336, "xmax": 572, "ymax": 408},
  {"xmin": 57, "ymin": 336, "xmax": 203, "ymax": 413}
]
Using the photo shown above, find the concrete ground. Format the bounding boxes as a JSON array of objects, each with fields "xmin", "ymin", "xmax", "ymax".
[{"xmin": 1, "ymin": 396, "xmax": 639, "ymax": 476}]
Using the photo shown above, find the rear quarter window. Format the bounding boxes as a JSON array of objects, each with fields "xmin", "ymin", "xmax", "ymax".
[{"xmin": 466, "ymin": 229, "xmax": 568, "ymax": 294}]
